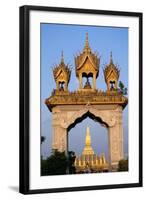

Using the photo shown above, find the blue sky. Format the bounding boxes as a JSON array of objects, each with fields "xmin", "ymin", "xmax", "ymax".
[{"xmin": 40, "ymin": 23, "xmax": 128, "ymax": 161}]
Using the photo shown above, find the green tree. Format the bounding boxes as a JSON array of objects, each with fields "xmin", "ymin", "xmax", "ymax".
[
  {"xmin": 41, "ymin": 159, "xmax": 49, "ymax": 176},
  {"xmin": 118, "ymin": 81, "xmax": 128, "ymax": 95},
  {"xmin": 41, "ymin": 150, "xmax": 77, "ymax": 176},
  {"xmin": 68, "ymin": 151, "xmax": 76, "ymax": 174},
  {"xmin": 41, "ymin": 150, "xmax": 67, "ymax": 176},
  {"xmin": 118, "ymin": 159, "xmax": 128, "ymax": 171}
]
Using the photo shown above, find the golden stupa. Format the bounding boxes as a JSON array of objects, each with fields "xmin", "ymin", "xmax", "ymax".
[
  {"xmin": 74, "ymin": 127, "xmax": 109, "ymax": 173},
  {"xmin": 82, "ymin": 126, "xmax": 94, "ymax": 155}
]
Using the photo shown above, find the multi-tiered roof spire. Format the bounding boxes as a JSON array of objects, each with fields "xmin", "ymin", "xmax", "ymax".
[
  {"xmin": 53, "ymin": 51, "xmax": 71, "ymax": 91},
  {"xmin": 104, "ymin": 52, "xmax": 120, "ymax": 91},
  {"xmin": 82, "ymin": 126, "xmax": 94, "ymax": 155},
  {"xmin": 75, "ymin": 33, "xmax": 100, "ymax": 90},
  {"xmin": 83, "ymin": 33, "xmax": 91, "ymax": 53}
]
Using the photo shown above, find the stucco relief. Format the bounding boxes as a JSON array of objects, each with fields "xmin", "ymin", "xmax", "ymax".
[{"xmin": 60, "ymin": 107, "xmax": 117, "ymax": 129}]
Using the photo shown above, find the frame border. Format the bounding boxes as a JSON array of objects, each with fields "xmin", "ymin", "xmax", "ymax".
[{"xmin": 19, "ymin": 5, "xmax": 143, "ymax": 194}]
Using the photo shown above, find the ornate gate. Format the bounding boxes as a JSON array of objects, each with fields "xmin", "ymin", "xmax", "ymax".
[{"xmin": 45, "ymin": 34, "xmax": 128, "ymax": 168}]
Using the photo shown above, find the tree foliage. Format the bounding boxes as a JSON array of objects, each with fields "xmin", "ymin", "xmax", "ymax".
[
  {"xmin": 68, "ymin": 151, "xmax": 76, "ymax": 174},
  {"xmin": 118, "ymin": 159, "xmax": 128, "ymax": 171},
  {"xmin": 41, "ymin": 150, "xmax": 76, "ymax": 176},
  {"xmin": 118, "ymin": 81, "xmax": 128, "ymax": 95}
]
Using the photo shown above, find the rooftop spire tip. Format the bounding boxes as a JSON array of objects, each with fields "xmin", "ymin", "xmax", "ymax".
[{"xmin": 61, "ymin": 50, "xmax": 64, "ymax": 63}]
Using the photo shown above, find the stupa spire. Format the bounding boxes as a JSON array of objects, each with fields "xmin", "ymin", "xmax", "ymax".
[
  {"xmin": 85, "ymin": 126, "xmax": 91, "ymax": 146},
  {"xmin": 83, "ymin": 32, "xmax": 91, "ymax": 53},
  {"xmin": 82, "ymin": 126, "xmax": 94, "ymax": 155}
]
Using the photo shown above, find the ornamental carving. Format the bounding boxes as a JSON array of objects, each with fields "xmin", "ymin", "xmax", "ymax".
[
  {"xmin": 45, "ymin": 90, "xmax": 128, "ymax": 112},
  {"xmin": 74, "ymin": 33, "xmax": 100, "ymax": 90},
  {"xmin": 58, "ymin": 107, "xmax": 117, "ymax": 129},
  {"xmin": 53, "ymin": 52, "xmax": 71, "ymax": 91},
  {"xmin": 103, "ymin": 52, "xmax": 120, "ymax": 91}
]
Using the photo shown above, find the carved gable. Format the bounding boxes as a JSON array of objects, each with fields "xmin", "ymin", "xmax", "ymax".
[
  {"xmin": 75, "ymin": 33, "xmax": 100, "ymax": 79},
  {"xmin": 106, "ymin": 70, "xmax": 118, "ymax": 82},
  {"xmin": 56, "ymin": 69, "xmax": 67, "ymax": 82},
  {"xmin": 80, "ymin": 57, "xmax": 96, "ymax": 74}
]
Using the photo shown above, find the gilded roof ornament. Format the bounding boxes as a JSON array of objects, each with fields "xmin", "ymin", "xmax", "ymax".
[
  {"xmin": 61, "ymin": 50, "xmax": 64, "ymax": 64},
  {"xmin": 110, "ymin": 51, "xmax": 113, "ymax": 64},
  {"xmin": 83, "ymin": 33, "xmax": 91, "ymax": 53},
  {"xmin": 75, "ymin": 33, "xmax": 100, "ymax": 80},
  {"xmin": 104, "ymin": 52, "xmax": 120, "ymax": 90},
  {"xmin": 104, "ymin": 52, "xmax": 120, "ymax": 80},
  {"xmin": 53, "ymin": 52, "xmax": 71, "ymax": 91}
]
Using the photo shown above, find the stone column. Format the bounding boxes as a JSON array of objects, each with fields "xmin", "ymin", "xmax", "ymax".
[
  {"xmin": 56, "ymin": 81, "xmax": 59, "ymax": 90},
  {"xmin": 79, "ymin": 73, "xmax": 82, "ymax": 89},
  {"xmin": 52, "ymin": 125, "xmax": 68, "ymax": 153},
  {"xmin": 92, "ymin": 74, "xmax": 96, "ymax": 89},
  {"xmin": 107, "ymin": 81, "xmax": 110, "ymax": 91},
  {"xmin": 108, "ymin": 112, "xmax": 124, "ymax": 169},
  {"xmin": 115, "ymin": 81, "xmax": 118, "ymax": 90},
  {"xmin": 64, "ymin": 82, "xmax": 68, "ymax": 91}
]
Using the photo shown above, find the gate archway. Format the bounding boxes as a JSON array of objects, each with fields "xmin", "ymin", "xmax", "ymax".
[
  {"xmin": 68, "ymin": 111, "xmax": 109, "ymax": 165},
  {"xmin": 45, "ymin": 33, "xmax": 128, "ymax": 169},
  {"xmin": 67, "ymin": 110, "xmax": 108, "ymax": 132},
  {"xmin": 48, "ymin": 105, "xmax": 124, "ymax": 168}
]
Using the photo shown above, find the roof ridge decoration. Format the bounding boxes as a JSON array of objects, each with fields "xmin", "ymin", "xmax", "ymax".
[
  {"xmin": 53, "ymin": 51, "xmax": 71, "ymax": 91},
  {"xmin": 83, "ymin": 33, "xmax": 91, "ymax": 53},
  {"xmin": 46, "ymin": 35, "xmax": 128, "ymax": 111},
  {"xmin": 75, "ymin": 33, "xmax": 100, "ymax": 73},
  {"xmin": 60, "ymin": 50, "xmax": 64, "ymax": 64},
  {"xmin": 74, "ymin": 33, "xmax": 100, "ymax": 90},
  {"xmin": 104, "ymin": 52, "xmax": 120, "ymax": 91}
]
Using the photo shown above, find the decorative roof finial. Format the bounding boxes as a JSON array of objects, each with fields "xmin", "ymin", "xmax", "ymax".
[
  {"xmin": 61, "ymin": 50, "xmax": 64, "ymax": 63},
  {"xmin": 110, "ymin": 51, "xmax": 113, "ymax": 64},
  {"xmin": 84, "ymin": 32, "xmax": 91, "ymax": 52},
  {"xmin": 85, "ymin": 32, "xmax": 89, "ymax": 48}
]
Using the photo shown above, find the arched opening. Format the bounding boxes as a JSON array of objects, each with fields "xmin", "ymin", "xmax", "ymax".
[
  {"xmin": 67, "ymin": 111, "xmax": 109, "ymax": 173},
  {"xmin": 58, "ymin": 81, "xmax": 65, "ymax": 90},
  {"xmin": 109, "ymin": 80, "xmax": 116, "ymax": 90},
  {"xmin": 82, "ymin": 72, "xmax": 93, "ymax": 89},
  {"xmin": 67, "ymin": 111, "xmax": 108, "ymax": 132}
]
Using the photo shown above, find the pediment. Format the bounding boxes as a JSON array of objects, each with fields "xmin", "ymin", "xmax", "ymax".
[
  {"xmin": 106, "ymin": 69, "xmax": 118, "ymax": 81},
  {"xmin": 56, "ymin": 68, "xmax": 66, "ymax": 80},
  {"xmin": 77, "ymin": 55, "xmax": 97, "ymax": 72}
]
